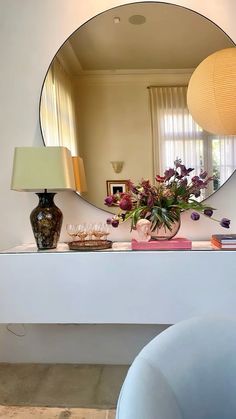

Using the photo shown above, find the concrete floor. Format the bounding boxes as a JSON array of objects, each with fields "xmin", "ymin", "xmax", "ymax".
[{"xmin": 0, "ymin": 364, "xmax": 128, "ymax": 409}]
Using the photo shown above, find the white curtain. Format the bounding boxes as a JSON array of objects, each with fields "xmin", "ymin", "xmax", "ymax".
[
  {"xmin": 40, "ymin": 57, "xmax": 78, "ymax": 155},
  {"xmin": 210, "ymin": 135, "xmax": 236, "ymax": 188},
  {"xmin": 149, "ymin": 86, "xmax": 203, "ymax": 175},
  {"xmin": 149, "ymin": 86, "xmax": 236, "ymax": 195}
]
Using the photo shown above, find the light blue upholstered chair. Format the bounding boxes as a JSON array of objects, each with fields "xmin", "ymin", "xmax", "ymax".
[{"xmin": 116, "ymin": 317, "xmax": 236, "ymax": 419}]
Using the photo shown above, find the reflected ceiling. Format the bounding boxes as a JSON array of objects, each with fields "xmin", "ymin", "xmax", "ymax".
[{"xmin": 64, "ymin": 3, "xmax": 233, "ymax": 73}]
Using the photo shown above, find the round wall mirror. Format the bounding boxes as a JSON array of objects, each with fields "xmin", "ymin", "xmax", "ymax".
[{"xmin": 39, "ymin": 2, "xmax": 235, "ymax": 212}]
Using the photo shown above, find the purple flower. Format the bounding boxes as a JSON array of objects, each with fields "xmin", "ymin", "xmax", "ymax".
[
  {"xmin": 119, "ymin": 197, "xmax": 132, "ymax": 211},
  {"xmin": 204, "ymin": 209, "xmax": 213, "ymax": 217},
  {"xmin": 104, "ymin": 196, "xmax": 115, "ymax": 206},
  {"xmin": 111, "ymin": 219, "xmax": 119, "ymax": 228},
  {"xmin": 141, "ymin": 179, "xmax": 151, "ymax": 189},
  {"xmin": 200, "ymin": 170, "xmax": 208, "ymax": 179},
  {"xmin": 179, "ymin": 178, "xmax": 188, "ymax": 187},
  {"xmin": 147, "ymin": 195, "xmax": 155, "ymax": 207},
  {"xmin": 220, "ymin": 218, "xmax": 231, "ymax": 228},
  {"xmin": 155, "ymin": 175, "xmax": 165, "ymax": 183},
  {"xmin": 187, "ymin": 167, "xmax": 194, "ymax": 174},
  {"xmin": 164, "ymin": 168, "xmax": 175, "ymax": 180},
  {"xmin": 179, "ymin": 164, "xmax": 189, "ymax": 177},
  {"xmin": 191, "ymin": 211, "xmax": 200, "ymax": 221},
  {"xmin": 106, "ymin": 218, "xmax": 112, "ymax": 225},
  {"xmin": 174, "ymin": 158, "xmax": 182, "ymax": 168},
  {"xmin": 127, "ymin": 180, "xmax": 138, "ymax": 193}
]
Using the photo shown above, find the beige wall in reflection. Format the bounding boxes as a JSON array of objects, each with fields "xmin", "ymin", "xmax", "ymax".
[{"xmin": 75, "ymin": 72, "xmax": 191, "ymax": 209}]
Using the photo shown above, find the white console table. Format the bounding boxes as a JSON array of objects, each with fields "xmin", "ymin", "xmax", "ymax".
[{"xmin": 0, "ymin": 242, "xmax": 235, "ymax": 324}]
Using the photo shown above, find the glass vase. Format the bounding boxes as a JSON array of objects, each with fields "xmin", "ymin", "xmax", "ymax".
[{"xmin": 150, "ymin": 219, "xmax": 181, "ymax": 241}]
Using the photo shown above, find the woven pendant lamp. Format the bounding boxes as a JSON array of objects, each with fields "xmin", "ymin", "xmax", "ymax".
[{"xmin": 187, "ymin": 47, "xmax": 236, "ymax": 135}]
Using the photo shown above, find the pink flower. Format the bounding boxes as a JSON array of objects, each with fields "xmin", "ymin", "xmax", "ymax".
[{"xmin": 155, "ymin": 175, "xmax": 165, "ymax": 183}]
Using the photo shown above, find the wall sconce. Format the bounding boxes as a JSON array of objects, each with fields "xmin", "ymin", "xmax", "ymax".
[{"xmin": 110, "ymin": 161, "xmax": 124, "ymax": 174}]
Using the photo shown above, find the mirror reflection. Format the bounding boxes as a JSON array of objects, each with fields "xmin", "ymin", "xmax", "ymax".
[{"xmin": 40, "ymin": 2, "xmax": 235, "ymax": 211}]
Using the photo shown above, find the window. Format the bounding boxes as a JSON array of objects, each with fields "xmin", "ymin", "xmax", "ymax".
[{"xmin": 149, "ymin": 86, "xmax": 236, "ymax": 197}]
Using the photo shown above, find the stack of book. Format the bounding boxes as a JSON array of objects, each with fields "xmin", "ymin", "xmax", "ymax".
[
  {"xmin": 211, "ymin": 234, "xmax": 236, "ymax": 249},
  {"xmin": 131, "ymin": 237, "xmax": 192, "ymax": 251}
]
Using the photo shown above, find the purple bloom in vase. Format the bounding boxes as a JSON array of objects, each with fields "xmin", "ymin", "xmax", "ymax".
[
  {"xmin": 179, "ymin": 164, "xmax": 188, "ymax": 177},
  {"xmin": 220, "ymin": 218, "xmax": 231, "ymax": 228},
  {"xmin": 103, "ymin": 159, "xmax": 230, "ymax": 233},
  {"xmin": 111, "ymin": 219, "xmax": 119, "ymax": 228},
  {"xmin": 200, "ymin": 170, "xmax": 208, "ymax": 179},
  {"xmin": 147, "ymin": 195, "xmax": 155, "ymax": 207},
  {"xmin": 119, "ymin": 197, "xmax": 132, "ymax": 211},
  {"xmin": 191, "ymin": 211, "xmax": 200, "ymax": 221},
  {"xmin": 192, "ymin": 176, "xmax": 200, "ymax": 182},
  {"xmin": 104, "ymin": 196, "xmax": 115, "ymax": 206},
  {"xmin": 164, "ymin": 168, "xmax": 175, "ymax": 180},
  {"xmin": 204, "ymin": 209, "xmax": 213, "ymax": 217}
]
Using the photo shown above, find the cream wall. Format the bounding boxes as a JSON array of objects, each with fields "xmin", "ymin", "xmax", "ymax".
[
  {"xmin": 0, "ymin": 0, "xmax": 236, "ymax": 363},
  {"xmin": 76, "ymin": 72, "xmax": 192, "ymax": 209}
]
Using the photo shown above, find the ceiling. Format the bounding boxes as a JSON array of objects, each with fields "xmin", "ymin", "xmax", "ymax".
[{"xmin": 63, "ymin": 2, "xmax": 234, "ymax": 73}]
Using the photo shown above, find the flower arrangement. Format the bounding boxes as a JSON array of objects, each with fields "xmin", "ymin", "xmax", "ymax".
[{"xmin": 104, "ymin": 159, "xmax": 230, "ymax": 232}]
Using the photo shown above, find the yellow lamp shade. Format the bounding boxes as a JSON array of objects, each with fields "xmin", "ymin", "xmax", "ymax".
[
  {"xmin": 11, "ymin": 146, "xmax": 75, "ymax": 191},
  {"xmin": 187, "ymin": 47, "xmax": 236, "ymax": 135}
]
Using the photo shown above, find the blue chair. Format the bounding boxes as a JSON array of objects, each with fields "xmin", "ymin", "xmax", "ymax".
[{"xmin": 116, "ymin": 317, "xmax": 236, "ymax": 419}]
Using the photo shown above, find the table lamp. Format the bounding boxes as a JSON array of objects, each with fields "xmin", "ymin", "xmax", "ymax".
[{"xmin": 11, "ymin": 146, "xmax": 75, "ymax": 250}]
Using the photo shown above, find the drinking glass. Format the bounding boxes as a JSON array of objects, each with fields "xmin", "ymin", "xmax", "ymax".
[
  {"xmin": 76, "ymin": 224, "xmax": 88, "ymax": 240},
  {"xmin": 93, "ymin": 223, "xmax": 105, "ymax": 240},
  {"xmin": 66, "ymin": 224, "xmax": 79, "ymax": 240},
  {"xmin": 86, "ymin": 223, "xmax": 95, "ymax": 240},
  {"xmin": 101, "ymin": 223, "xmax": 110, "ymax": 240}
]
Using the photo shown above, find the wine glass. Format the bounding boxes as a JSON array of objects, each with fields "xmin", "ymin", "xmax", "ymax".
[
  {"xmin": 66, "ymin": 224, "xmax": 79, "ymax": 240},
  {"xmin": 101, "ymin": 223, "xmax": 111, "ymax": 240},
  {"xmin": 76, "ymin": 224, "xmax": 88, "ymax": 241},
  {"xmin": 86, "ymin": 223, "xmax": 95, "ymax": 240},
  {"xmin": 93, "ymin": 223, "xmax": 106, "ymax": 240}
]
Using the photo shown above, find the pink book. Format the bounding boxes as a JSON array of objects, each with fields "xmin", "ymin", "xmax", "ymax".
[{"xmin": 131, "ymin": 237, "xmax": 192, "ymax": 250}]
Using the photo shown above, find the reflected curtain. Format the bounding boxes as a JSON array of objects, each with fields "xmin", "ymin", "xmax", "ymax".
[
  {"xmin": 40, "ymin": 57, "xmax": 78, "ymax": 155},
  {"xmin": 210, "ymin": 135, "xmax": 236, "ymax": 188},
  {"xmin": 149, "ymin": 86, "xmax": 203, "ymax": 176},
  {"xmin": 149, "ymin": 86, "xmax": 236, "ymax": 194}
]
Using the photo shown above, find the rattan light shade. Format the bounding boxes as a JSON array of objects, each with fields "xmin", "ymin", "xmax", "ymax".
[{"xmin": 187, "ymin": 47, "xmax": 236, "ymax": 135}]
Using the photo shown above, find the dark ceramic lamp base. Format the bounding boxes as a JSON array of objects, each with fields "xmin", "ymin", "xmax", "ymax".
[{"xmin": 30, "ymin": 192, "xmax": 62, "ymax": 250}]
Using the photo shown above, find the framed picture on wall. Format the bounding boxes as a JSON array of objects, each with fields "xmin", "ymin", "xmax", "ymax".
[{"xmin": 106, "ymin": 180, "xmax": 128, "ymax": 196}]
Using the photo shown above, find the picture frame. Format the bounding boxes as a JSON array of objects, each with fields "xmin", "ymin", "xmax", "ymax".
[{"xmin": 106, "ymin": 180, "xmax": 128, "ymax": 196}]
